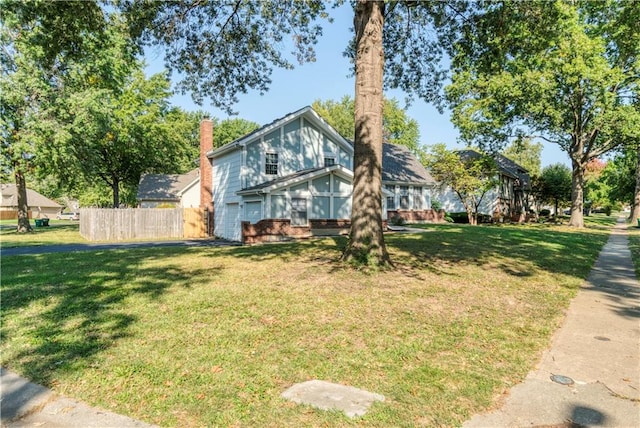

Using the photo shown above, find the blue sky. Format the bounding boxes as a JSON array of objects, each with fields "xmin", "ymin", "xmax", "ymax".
[{"xmin": 146, "ymin": 3, "xmax": 569, "ymax": 170}]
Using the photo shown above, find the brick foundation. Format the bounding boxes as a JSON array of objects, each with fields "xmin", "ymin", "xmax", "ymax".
[
  {"xmin": 242, "ymin": 218, "xmax": 391, "ymax": 244},
  {"xmin": 387, "ymin": 209, "xmax": 445, "ymax": 223}
]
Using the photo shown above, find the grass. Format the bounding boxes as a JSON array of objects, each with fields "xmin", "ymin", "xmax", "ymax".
[
  {"xmin": 0, "ymin": 220, "xmax": 615, "ymax": 427},
  {"xmin": 0, "ymin": 221, "xmax": 85, "ymax": 247},
  {"xmin": 626, "ymin": 216, "xmax": 640, "ymax": 276}
]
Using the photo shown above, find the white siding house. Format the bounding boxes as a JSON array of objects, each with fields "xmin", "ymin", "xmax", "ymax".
[{"xmin": 206, "ymin": 106, "xmax": 437, "ymax": 242}]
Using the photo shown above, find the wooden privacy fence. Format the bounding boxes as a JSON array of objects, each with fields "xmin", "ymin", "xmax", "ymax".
[
  {"xmin": 1, "ymin": 210, "xmax": 32, "ymax": 220},
  {"xmin": 80, "ymin": 208, "xmax": 207, "ymax": 241}
]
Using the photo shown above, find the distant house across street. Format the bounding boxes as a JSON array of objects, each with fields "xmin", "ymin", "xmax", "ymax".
[
  {"xmin": 0, "ymin": 184, "xmax": 62, "ymax": 220},
  {"xmin": 435, "ymin": 149, "xmax": 531, "ymax": 222}
]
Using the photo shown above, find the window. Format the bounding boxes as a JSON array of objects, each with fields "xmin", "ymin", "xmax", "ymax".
[
  {"xmin": 265, "ymin": 153, "xmax": 278, "ymax": 175},
  {"xmin": 413, "ymin": 187, "xmax": 423, "ymax": 210},
  {"xmin": 399, "ymin": 186, "xmax": 410, "ymax": 209},
  {"xmin": 385, "ymin": 185, "xmax": 396, "ymax": 210},
  {"xmin": 324, "ymin": 157, "xmax": 336, "ymax": 167},
  {"xmin": 291, "ymin": 198, "xmax": 307, "ymax": 226}
]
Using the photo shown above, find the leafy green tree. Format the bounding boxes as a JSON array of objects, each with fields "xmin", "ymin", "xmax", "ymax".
[
  {"xmin": 60, "ymin": 69, "xmax": 196, "ymax": 207},
  {"xmin": 447, "ymin": 1, "xmax": 640, "ymax": 228},
  {"xmin": 426, "ymin": 144, "xmax": 499, "ymax": 225},
  {"xmin": 313, "ymin": 96, "xmax": 421, "ymax": 153},
  {"xmin": 213, "ymin": 118, "xmax": 260, "ymax": 148},
  {"xmin": 603, "ymin": 147, "xmax": 637, "ymax": 216},
  {"xmin": 4, "ymin": 2, "xmax": 202, "ymax": 209},
  {"xmin": 1, "ymin": 2, "xmax": 134, "ymax": 230},
  {"xmin": 312, "ymin": 96, "xmax": 356, "ymax": 142},
  {"xmin": 539, "ymin": 164, "xmax": 572, "ymax": 217},
  {"xmin": 0, "ymin": 26, "xmax": 48, "ymax": 232},
  {"xmin": 501, "ymin": 138, "xmax": 543, "ymax": 177},
  {"xmin": 584, "ymin": 159, "xmax": 611, "ymax": 213}
]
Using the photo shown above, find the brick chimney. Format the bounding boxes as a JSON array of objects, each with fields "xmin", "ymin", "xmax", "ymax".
[{"xmin": 200, "ymin": 119, "xmax": 214, "ymax": 233}]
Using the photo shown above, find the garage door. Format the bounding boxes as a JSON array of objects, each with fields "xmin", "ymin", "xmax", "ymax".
[{"xmin": 224, "ymin": 203, "xmax": 240, "ymax": 241}]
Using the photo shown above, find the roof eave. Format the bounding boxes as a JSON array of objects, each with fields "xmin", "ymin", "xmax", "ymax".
[{"xmin": 237, "ymin": 165, "xmax": 353, "ymax": 195}]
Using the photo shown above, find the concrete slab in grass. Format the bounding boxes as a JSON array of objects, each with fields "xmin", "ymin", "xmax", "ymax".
[{"xmin": 281, "ymin": 380, "xmax": 385, "ymax": 418}]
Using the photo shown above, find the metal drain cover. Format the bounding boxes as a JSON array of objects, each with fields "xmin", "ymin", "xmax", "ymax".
[{"xmin": 550, "ymin": 374, "xmax": 575, "ymax": 385}]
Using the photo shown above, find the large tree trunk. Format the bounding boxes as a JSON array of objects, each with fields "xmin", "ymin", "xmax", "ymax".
[
  {"xmin": 568, "ymin": 159, "xmax": 585, "ymax": 228},
  {"xmin": 631, "ymin": 144, "xmax": 640, "ymax": 223},
  {"xmin": 15, "ymin": 167, "xmax": 33, "ymax": 233},
  {"xmin": 342, "ymin": 0, "xmax": 391, "ymax": 266}
]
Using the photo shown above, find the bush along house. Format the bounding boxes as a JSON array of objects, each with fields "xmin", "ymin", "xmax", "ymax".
[{"xmin": 200, "ymin": 106, "xmax": 442, "ymax": 243}]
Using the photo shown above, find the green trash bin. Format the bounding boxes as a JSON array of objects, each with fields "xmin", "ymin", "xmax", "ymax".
[
  {"xmin": 637, "ymin": 218, "xmax": 640, "ymax": 228},
  {"xmin": 34, "ymin": 219, "xmax": 43, "ymax": 227}
]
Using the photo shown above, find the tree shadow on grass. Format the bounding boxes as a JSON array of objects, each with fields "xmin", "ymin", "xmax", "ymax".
[
  {"xmin": 386, "ymin": 223, "xmax": 610, "ymax": 283},
  {"xmin": 227, "ymin": 236, "xmax": 348, "ymax": 264},
  {"xmin": 216, "ymin": 222, "xmax": 610, "ymax": 283},
  {"xmin": 0, "ymin": 247, "xmax": 219, "ymax": 387}
]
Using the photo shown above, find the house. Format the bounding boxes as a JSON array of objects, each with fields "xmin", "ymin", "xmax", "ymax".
[
  {"xmin": 137, "ymin": 169, "xmax": 200, "ymax": 208},
  {"xmin": 0, "ymin": 184, "xmax": 62, "ymax": 219},
  {"xmin": 200, "ymin": 106, "xmax": 440, "ymax": 243},
  {"xmin": 435, "ymin": 149, "xmax": 531, "ymax": 222}
]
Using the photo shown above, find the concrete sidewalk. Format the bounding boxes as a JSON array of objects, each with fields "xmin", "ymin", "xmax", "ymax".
[
  {"xmin": 465, "ymin": 217, "xmax": 640, "ymax": 427},
  {"xmin": 0, "ymin": 367, "xmax": 157, "ymax": 427}
]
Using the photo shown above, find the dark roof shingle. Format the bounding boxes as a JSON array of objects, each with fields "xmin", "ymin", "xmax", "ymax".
[
  {"xmin": 137, "ymin": 169, "xmax": 199, "ymax": 200},
  {"xmin": 382, "ymin": 143, "xmax": 435, "ymax": 184},
  {"xmin": 0, "ymin": 184, "xmax": 62, "ymax": 208}
]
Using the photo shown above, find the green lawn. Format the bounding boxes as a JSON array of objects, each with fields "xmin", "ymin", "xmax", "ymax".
[
  {"xmin": 1, "ymin": 221, "xmax": 85, "ymax": 247},
  {"xmin": 626, "ymin": 216, "xmax": 640, "ymax": 276},
  {"xmin": 0, "ymin": 220, "xmax": 616, "ymax": 427}
]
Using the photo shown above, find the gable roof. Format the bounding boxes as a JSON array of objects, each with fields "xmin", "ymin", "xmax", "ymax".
[
  {"xmin": 208, "ymin": 106, "xmax": 353, "ymax": 159},
  {"xmin": 382, "ymin": 143, "xmax": 435, "ymax": 185},
  {"xmin": 456, "ymin": 149, "xmax": 531, "ymax": 189},
  {"xmin": 137, "ymin": 169, "xmax": 200, "ymax": 201},
  {"xmin": 0, "ymin": 184, "xmax": 62, "ymax": 208},
  {"xmin": 494, "ymin": 153, "xmax": 531, "ymax": 190}
]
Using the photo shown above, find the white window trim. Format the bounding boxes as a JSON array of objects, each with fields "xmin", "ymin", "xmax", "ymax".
[
  {"xmin": 264, "ymin": 151, "xmax": 279, "ymax": 176},
  {"xmin": 323, "ymin": 152, "xmax": 337, "ymax": 167}
]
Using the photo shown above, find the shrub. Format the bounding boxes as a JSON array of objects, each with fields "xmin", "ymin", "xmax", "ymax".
[
  {"xmin": 448, "ymin": 212, "xmax": 469, "ymax": 223},
  {"xmin": 447, "ymin": 212, "xmax": 493, "ymax": 224},
  {"xmin": 431, "ymin": 200, "xmax": 442, "ymax": 211},
  {"xmin": 390, "ymin": 215, "xmax": 406, "ymax": 226}
]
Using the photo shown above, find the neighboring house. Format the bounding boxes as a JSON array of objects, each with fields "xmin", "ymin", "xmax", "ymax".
[
  {"xmin": 435, "ymin": 149, "xmax": 531, "ymax": 222},
  {"xmin": 201, "ymin": 106, "xmax": 439, "ymax": 243},
  {"xmin": 0, "ymin": 184, "xmax": 62, "ymax": 219},
  {"xmin": 137, "ymin": 169, "xmax": 200, "ymax": 208}
]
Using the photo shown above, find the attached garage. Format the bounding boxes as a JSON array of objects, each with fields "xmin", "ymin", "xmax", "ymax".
[{"xmin": 224, "ymin": 203, "xmax": 240, "ymax": 242}]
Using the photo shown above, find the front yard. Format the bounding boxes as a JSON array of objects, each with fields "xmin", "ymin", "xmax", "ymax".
[
  {"xmin": 0, "ymin": 218, "xmax": 617, "ymax": 426},
  {"xmin": 0, "ymin": 220, "xmax": 85, "ymax": 247}
]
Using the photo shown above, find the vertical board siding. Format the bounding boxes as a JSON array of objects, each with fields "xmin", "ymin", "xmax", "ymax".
[{"xmin": 80, "ymin": 208, "xmax": 207, "ymax": 241}]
